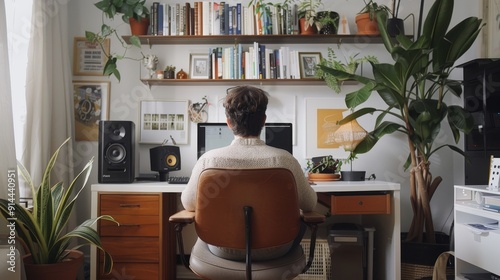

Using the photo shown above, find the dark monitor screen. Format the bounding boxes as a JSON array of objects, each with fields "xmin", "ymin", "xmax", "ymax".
[{"xmin": 197, "ymin": 122, "xmax": 293, "ymax": 158}]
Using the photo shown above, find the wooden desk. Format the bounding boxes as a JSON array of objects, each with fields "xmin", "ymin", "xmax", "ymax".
[{"xmin": 90, "ymin": 180, "xmax": 400, "ymax": 280}]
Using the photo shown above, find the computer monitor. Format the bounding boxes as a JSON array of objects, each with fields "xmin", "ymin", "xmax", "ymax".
[{"xmin": 197, "ymin": 122, "xmax": 293, "ymax": 158}]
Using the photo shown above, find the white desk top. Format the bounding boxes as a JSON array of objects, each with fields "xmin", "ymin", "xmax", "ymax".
[{"xmin": 91, "ymin": 180, "xmax": 400, "ymax": 193}]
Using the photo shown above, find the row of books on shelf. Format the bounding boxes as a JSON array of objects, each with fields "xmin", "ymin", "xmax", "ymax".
[
  {"xmin": 205, "ymin": 43, "xmax": 308, "ymax": 80},
  {"xmin": 150, "ymin": 1, "xmax": 298, "ymax": 36}
]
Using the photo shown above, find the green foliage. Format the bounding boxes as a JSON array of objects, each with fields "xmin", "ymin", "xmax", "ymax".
[
  {"xmin": 0, "ymin": 139, "xmax": 117, "ymax": 274},
  {"xmin": 306, "ymin": 156, "xmax": 342, "ymax": 174},
  {"xmin": 95, "ymin": 0, "xmax": 149, "ymax": 22},
  {"xmin": 297, "ymin": 0, "xmax": 323, "ymax": 31},
  {"xmin": 358, "ymin": 0, "xmax": 390, "ymax": 20},
  {"xmin": 316, "ymin": 47, "xmax": 378, "ymax": 93},
  {"xmin": 318, "ymin": 0, "xmax": 484, "ymax": 242},
  {"xmin": 86, "ymin": 0, "xmax": 149, "ymax": 81}
]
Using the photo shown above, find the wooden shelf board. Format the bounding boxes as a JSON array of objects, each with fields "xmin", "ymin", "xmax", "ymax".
[
  {"xmin": 123, "ymin": 34, "xmax": 401, "ymax": 45},
  {"xmin": 140, "ymin": 78, "xmax": 358, "ymax": 86}
]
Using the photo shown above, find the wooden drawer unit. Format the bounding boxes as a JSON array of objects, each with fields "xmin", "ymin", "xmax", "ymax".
[
  {"xmin": 96, "ymin": 193, "xmax": 177, "ymax": 280},
  {"xmin": 331, "ymin": 193, "xmax": 391, "ymax": 215}
]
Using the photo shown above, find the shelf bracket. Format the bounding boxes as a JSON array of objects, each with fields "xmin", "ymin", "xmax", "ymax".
[{"xmin": 146, "ymin": 38, "xmax": 151, "ymax": 49}]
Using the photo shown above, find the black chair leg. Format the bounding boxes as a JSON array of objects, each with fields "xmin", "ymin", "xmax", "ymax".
[{"xmin": 244, "ymin": 206, "xmax": 253, "ymax": 280}]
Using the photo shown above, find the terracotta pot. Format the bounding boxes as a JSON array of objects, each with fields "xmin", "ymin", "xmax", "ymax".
[
  {"xmin": 308, "ymin": 173, "xmax": 340, "ymax": 182},
  {"xmin": 355, "ymin": 13, "xmax": 380, "ymax": 35},
  {"xmin": 23, "ymin": 250, "xmax": 84, "ymax": 280},
  {"xmin": 299, "ymin": 18, "xmax": 318, "ymax": 35},
  {"xmin": 129, "ymin": 17, "xmax": 150, "ymax": 35}
]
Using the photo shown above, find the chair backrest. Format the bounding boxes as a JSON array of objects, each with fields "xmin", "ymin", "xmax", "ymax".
[{"xmin": 195, "ymin": 168, "xmax": 301, "ymax": 250}]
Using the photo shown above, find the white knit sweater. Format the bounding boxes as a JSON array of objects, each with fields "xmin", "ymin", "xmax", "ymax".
[{"xmin": 181, "ymin": 137, "xmax": 317, "ymax": 212}]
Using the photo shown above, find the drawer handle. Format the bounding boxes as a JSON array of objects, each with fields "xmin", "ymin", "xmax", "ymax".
[
  {"xmin": 358, "ymin": 201, "xmax": 364, "ymax": 206},
  {"xmin": 119, "ymin": 204, "xmax": 141, "ymax": 208},
  {"xmin": 119, "ymin": 224, "xmax": 141, "ymax": 227}
]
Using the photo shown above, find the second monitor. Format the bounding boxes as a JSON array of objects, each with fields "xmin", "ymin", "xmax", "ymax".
[{"xmin": 197, "ymin": 122, "xmax": 293, "ymax": 158}]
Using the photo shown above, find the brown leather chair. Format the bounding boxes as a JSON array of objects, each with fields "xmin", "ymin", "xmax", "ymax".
[{"xmin": 169, "ymin": 168, "xmax": 325, "ymax": 280}]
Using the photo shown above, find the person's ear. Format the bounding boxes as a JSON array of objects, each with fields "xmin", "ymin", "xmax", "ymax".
[{"xmin": 226, "ymin": 118, "xmax": 232, "ymax": 128}]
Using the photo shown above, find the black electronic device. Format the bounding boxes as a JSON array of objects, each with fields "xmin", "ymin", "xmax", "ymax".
[
  {"xmin": 150, "ymin": 145, "xmax": 181, "ymax": 182},
  {"xmin": 460, "ymin": 59, "xmax": 500, "ymax": 185},
  {"xmin": 98, "ymin": 120, "xmax": 135, "ymax": 183},
  {"xmin": 196, "ymin": 122, "xmax": 293, "ymax": 158}
]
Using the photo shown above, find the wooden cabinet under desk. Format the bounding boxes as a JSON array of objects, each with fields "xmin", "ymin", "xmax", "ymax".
[
  {"xmin": 93, "ymin": 192, "xmax": 177, "ymax": 280},
  {"xmin": 90, "ymin": 181, "xmax": 400, "ymax": 280}
]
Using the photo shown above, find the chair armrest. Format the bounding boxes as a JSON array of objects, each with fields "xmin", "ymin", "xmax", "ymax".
[
  {"xmin": 301, "ymin": 211, "xmax": 325, "ymax": 224},
  {"xmin": 169, "ymin": 210, "xmax": 195, "ymax": 224}
]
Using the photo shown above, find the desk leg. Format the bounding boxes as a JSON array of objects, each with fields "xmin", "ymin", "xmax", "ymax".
[{"xmin": 163, "ymin": 193, "xmax": 177, "ymax": 280}]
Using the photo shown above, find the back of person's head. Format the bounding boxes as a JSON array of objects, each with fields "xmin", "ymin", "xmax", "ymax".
[{"xmin": 224, "ymin": 86, "xmax": 268, "ymax": 137}]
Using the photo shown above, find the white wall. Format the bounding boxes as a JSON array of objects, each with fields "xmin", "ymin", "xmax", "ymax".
[{"xmin": 68, "ymin": 0, "xmax": 482, "ymax": 239}]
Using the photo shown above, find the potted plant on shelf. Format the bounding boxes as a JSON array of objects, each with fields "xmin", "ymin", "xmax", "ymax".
[
  {"xmin": 95, "ymin": 0, "xmax": 150, "ymax": 35},
  {"xmin": 318, "ymin": 0, "xmax": 482, "ymax": 269},
  {"xmin": 355, "ymin": 0, "xmax": 390, "ymax": 35},
  {"xmin": 0, "ymin": 138, "xmax": 117, "ymax": 280},
  {"xmin": 316, "ymin": 47, "xmax": 378, "ymax": 93},
  {"xmin": 386, "ymin": 0, "xmax": 405, "ymax": 36},
  {"xmin": 306, "ymin": 155, "xmax": 342, "ymax": 181},
  {"xmin": 297, "ymin": 0, "xmax": 323, "ymax": 34},
  {"xmin": 316, "ymin": 11, "xmax": 340, "ymax": 34},
  {"xmin": 86, "ymin": 0, "xmax": 150, "ymax": 81}
]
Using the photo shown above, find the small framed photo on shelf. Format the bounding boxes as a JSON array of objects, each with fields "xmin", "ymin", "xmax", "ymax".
[
  {"xmin": 298, "ymin": 52, "xmax": 322, "ymax": 79},
  {"xmin": 139, "ymin": 100, "xmax": 189, "ymax": 144},
  {"xmin": 190, "ymin": 53, "xmax": 209, "ymax": 79},
  {"xmin": 72, "ymin": 81, "xmax": 110, "ymax": 141},
  {"xmin": 73, "ymin": 37, "xmax": 109, "ymax": 76}
]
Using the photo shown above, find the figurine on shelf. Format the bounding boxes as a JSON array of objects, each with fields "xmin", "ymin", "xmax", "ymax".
[
  {"xmin": 156, "ymin": 69, "xmax": 164, "ymax": 79},
  {"xmin": 164, "ymin": 65, "xmax": 176, "ymax": 79},
  {"xmin": 143, "ymin": 54, "xmax": 159, "ymax": 78},
  {"xmin": 176, "ymin": 69, "xmax": 188, "ymax": 79}
]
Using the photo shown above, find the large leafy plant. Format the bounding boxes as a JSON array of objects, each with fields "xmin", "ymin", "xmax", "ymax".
[
  {"xmin": 318, "ymin": 0, "xmax": 483, "ymax": 243},
  {"xmin": 0, "ymin": 138, "xmax": 117, "ymax": 273}
]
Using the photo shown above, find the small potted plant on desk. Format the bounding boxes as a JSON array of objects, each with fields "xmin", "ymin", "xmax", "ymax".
[{"xmin": 306, "ymin": 155, "xmax": 342, "ymax": 182}]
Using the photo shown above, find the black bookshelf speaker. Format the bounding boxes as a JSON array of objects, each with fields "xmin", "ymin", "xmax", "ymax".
[
  {"xmin": 98, "ymin": 120, "xmax": 135, "ymax": 183},
  {"xmin": 150, "ymin": 145, "xmax": 181, "ymax": 181}
]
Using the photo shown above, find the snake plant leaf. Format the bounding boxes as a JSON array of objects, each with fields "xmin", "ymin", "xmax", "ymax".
[{"xmin": 0, "ymin": 138, "xmax": 118, "ymax": 272}]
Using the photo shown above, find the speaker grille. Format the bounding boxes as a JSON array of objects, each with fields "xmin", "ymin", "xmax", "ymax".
[{"xmin": 98, "ymin": 121, "xmax": 135, "ymax": 183}]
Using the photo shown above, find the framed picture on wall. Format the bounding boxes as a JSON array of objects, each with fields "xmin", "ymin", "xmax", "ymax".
[
  {"xmin": 298, "ymin": 52, "xmax": 322, "ymax": 79},
  {"xmin": 73, "ymin": 37, "xmax": 110, "ymax": 76},
  {"xmin": 139, "ymin": 100, "xmax": 189, "ymax": 144},
  {"xmin": 190, "ymin": 54, "xmax": 209, "ymax": 79},
  {"xmin": 72, "ymin": 81, "xmax": 110, "ymax": 141},
  {"xmin": 305, "ymin": 98, "xmax": 349, "ymax": 158}
]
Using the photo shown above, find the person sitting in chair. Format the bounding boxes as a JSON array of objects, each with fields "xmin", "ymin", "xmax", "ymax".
[{"xmin": 181, "ymin": 85, "xmax": 317, "ymax": 261}]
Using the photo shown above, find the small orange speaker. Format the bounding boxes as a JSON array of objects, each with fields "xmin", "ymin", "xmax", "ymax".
[{"xmin": 150, "ymin": 145, "xmax": 181, "ymax": 181}]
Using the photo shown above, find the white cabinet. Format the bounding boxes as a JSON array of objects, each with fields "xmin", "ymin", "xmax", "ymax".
[{"xmin": 454, "ymin": 185, "xmax": 500, "ymax": 279}]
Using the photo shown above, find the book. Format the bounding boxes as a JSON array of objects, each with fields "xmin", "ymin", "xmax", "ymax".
[
  {"xmin": 157, "ymin": 4, "xmax": 163, "ymax": 35},
  {"xmin": 212, "ymin": 2, "xmax": 220, "ymax": 35}
]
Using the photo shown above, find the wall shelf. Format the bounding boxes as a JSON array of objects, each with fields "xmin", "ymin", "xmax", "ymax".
[
  {"xmin": 123, "ymin": 34, "xmax": 395, "ymax": 46},
  {"xmin": 140, "ymin": 78, "xmax": 358, "ymax": 87}
]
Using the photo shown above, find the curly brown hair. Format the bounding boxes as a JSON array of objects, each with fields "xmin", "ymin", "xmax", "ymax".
[{"xmin": 224, "ymin": 85, "xmax": 268, "ymax": 137}]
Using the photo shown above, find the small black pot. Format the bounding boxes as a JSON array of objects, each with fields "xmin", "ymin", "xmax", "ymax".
[
  {"xmin": 317, "ymin": 11, "xmax": 340, "ymax": 35},
  {"xmin": 387, "ymin": 18, "xmax": 405, "ymax": 37},
  {"xmin": 341, "ymin": 171, "xmax": 366, "ymax": 181}
]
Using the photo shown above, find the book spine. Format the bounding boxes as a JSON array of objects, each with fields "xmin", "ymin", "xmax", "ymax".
[
  {"xmin": 157, "ymin": 4, "xmax": 163, "ymax": 36},
  {"xmin": 152, "ymin": 2, "xmax": 159, "ymax": 35},
  {"xmin": 185, "ymin": 2, "xmax": 191, "ymax": 35},
  {"xmin": 236, "ymin": 3, "xmax": 242, "ymax": 35}
]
